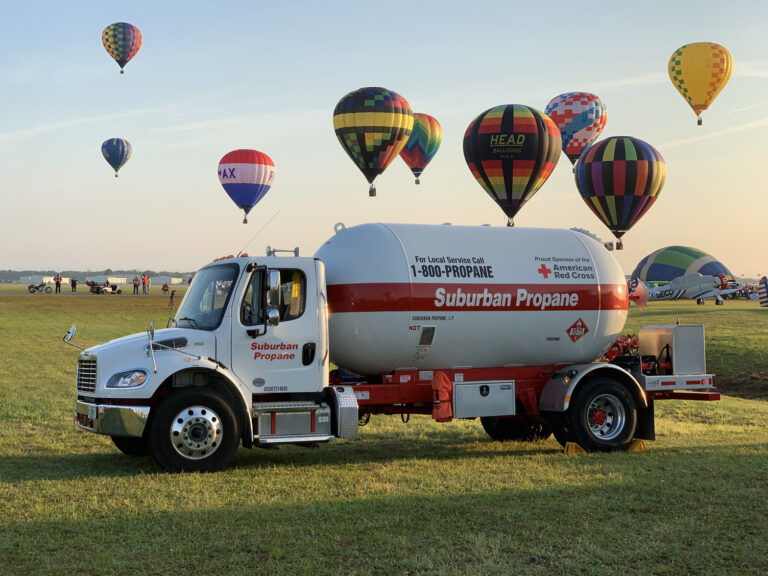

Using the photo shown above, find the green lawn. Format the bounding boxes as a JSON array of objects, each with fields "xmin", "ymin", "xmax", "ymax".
[{"xmin": 0, "ymin": 291, "xmax": 766, "ymax": 575}]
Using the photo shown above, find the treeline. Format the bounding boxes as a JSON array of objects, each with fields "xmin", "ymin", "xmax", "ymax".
[{"xmin": 0, "ymin": 269, "xmax": 193, "ymax": 282}]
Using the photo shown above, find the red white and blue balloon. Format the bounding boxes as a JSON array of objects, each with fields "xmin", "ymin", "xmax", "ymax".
[{"xmin": 218, "ymin": 149, "xmax": 275, "ymax": 223}]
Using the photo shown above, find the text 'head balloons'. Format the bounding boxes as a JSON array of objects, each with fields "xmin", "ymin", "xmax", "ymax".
[
  {"xmin": 399, "ymin": 113, "xmax": 442, "ymax": 184},
  {"xmin": 463, "ymin": 104, "xmax": 561, "ymax": 225},
  {"xmin": 668, "ymin": 42, "xmax": 733, "ymax": 125},
  {"xmin": 333, "ymin": 87, "xmax": 414, "ymax": 196},
  {"xmin": 218, "ymin": 149, "xmax": 275, "ymax": 224},
  {"xmin": 101, "ymin": 138, "xmax": 132, "ymax": 177},
  {"xmin": 545, "ymin": 92, "xmax": 607, "ymax": 164},
  {"xmin": 102, "ymin": 22, "xmax": 142, "ymax": 74},
  {"xmin": 575, "ymin": 136, "xmax": 666, "ymax": 249}
]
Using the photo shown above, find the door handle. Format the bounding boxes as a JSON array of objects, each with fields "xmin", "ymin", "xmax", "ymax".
[{"xmin": 302, "ymin": 343, "xmax": 316, "ymax": 366}]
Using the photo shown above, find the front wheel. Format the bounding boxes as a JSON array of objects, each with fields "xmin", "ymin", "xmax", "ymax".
[
  {"xmin": 568, "ymin": 377, "xmax": 637, "ymax": 452},
  {"xmin": 45, "ymin": 286, "xmax": 52, "ymax": 293},
  {"xmin": 111, "ymin": 435, "xmax": 149, "ymax": 456},
  {"xmin": 149, "ymin": 388, "xmax": 240, "ymax": 472}
]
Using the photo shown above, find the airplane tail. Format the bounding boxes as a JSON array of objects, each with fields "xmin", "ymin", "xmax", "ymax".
[
  {"xmin": 759, "ymin": 276, "xmax": 768, "ymax": 308},
  {"xmin": 628, "ymin": 277, "xmax": 650, "ymax": 311}
]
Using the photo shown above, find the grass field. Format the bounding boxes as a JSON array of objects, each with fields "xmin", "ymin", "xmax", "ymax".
[{"xmin": 1, "ymin": 287, "xmax": 767, "ymax": 575}]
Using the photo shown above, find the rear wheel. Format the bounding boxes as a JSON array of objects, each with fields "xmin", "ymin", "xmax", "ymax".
[
  {"xmin": 569, "ymin": 377, "xmax": 637, "ymax": 452},
  {"xmin": 149, "ymin": 387, "xmax": 240, "ymax": 472},
  {"xmin": 481, "ymin": 416, "xmax": 551, "ymax": 442},
  {"xmin": 111, "ymin": 435, "xmax": 149, "ymax": 456},
  {"xmin": 28, "ymin": 287, "xmax": 36, "ymax": 293}
]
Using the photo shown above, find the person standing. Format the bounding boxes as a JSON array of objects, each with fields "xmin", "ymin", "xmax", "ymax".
[
  {"xmin": 142, "ymin": 274, "xmax": 147, "ymax": 295},
  {"xmin": 70, "ymin": 277, "xmax": 77, "ymax": 292},
  {"xmin": 54, "ymin": 272, "xmax": 62, "ymax": 294},
  {"xmin": 133, "ymin": 276, "xmax": 140, "ymax": 295}
]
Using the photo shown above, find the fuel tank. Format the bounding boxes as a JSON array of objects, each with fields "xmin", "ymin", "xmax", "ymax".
[{"xmin": 314, "ymin": 223, "xmax": 628, "ymax": 376}]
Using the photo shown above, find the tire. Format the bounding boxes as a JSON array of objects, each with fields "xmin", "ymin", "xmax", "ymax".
[
  {"xmin": 480, "ymin": 416, "xmax": 551, "ymax": 442},
  {"xmin": 116, "ymin": 289, "xmax": 122, "ymax": 294},
  {"xmin": 45, "ymin": 286, "xmax": 52, "ymax": 293},
  {"xmin": 149, "ymin": 387, "xmax": 240, "ymax": 472},
  {"xmin": 111, "ymin": 435, "xmax": 149, "ymax": 456},
  {"xmin": 28, "ymin": 287, "xmax": 36, "ymax": 293},
  {"xmin": 568, "ymin": 377, "xmax": 637, "ymax": 452}
]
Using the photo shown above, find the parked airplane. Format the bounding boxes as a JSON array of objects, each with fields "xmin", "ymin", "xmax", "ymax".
[{"xmin": 629, "ymin": 273, "xmax": 741, "ymax": 310}]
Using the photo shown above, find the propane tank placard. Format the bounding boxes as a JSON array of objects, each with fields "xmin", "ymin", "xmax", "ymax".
[{"xmin": 410, "ymin": 255, "xmax": 494, "ymax": 279}]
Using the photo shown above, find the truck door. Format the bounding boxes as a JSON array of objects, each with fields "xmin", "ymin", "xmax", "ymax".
[{"xmin": 230, "ymin": 263, "xmax": 324, "ymax": 394}]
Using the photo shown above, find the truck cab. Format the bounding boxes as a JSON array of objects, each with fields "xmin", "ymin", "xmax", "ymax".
[{"xmin": 73, "ymin": 254, "xmax": 358, "ymax": 472}]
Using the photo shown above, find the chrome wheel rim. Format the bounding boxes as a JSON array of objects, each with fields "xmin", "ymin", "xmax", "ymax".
[
  {"xmin": 169, "ymin": 405, "xmax": 223, "ymax": 460},
  {"xmin": 587, "ymin": 393, "xmax": 625, "ymax": 441}
]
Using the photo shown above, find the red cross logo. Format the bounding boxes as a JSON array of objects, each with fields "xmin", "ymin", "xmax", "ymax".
[{"xmin": 537, "ymin": 264, "xmax": 552, "ymax": 279}]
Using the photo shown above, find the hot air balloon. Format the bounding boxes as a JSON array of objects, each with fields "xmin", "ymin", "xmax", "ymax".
[
  {"xmin": 102, "ymin": 22, "xmax": 142, "ymax": 74},
  {"xmin": 399, "ymin": 113, "xmax": 442, "ymax": 184},
  {"xmin": 333, "ymin": 87, "xmax": 413, "ymax": 196},
  {"xmin": 632, "ymin": 246, "xmax": 733, "ymax": 283},
  {"xmin": 575, "ymin": 137, "xmax": 666, "ymax": 249},
  {"xmin": 668, "ymin": 42, "xmax": 733, "ymax": 125},
  {"xmin": 218, "ymin": 149, "xmax": 275, "ymax": 223},
  {"xmin": 463, "ymin": 104, "xmax": 561, "ymax": 225},
  {"xmin": 101, "ymin": 138, "xmax": 132, "ymax": 177},
  {"xmin": 545, "ymin": 92, "xmax": 607, "ymax": 165}
]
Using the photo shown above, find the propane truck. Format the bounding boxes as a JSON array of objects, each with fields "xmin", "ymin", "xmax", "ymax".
[{"xmin": 68, "ymin": 223, "xmax": 719, "ymax": 472}]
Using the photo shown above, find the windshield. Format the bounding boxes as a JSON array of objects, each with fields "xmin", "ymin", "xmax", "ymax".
[{"xmin": 175, "ymin": 263, "xmax": 239, "ymax": 330}]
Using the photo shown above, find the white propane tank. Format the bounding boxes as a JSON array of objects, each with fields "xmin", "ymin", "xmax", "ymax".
[{"xmin": 314, "ymin": 223, "xmax": 628, "ymax": 376}]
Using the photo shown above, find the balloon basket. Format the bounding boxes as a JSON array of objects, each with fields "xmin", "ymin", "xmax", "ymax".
[
  {"xmin": 697, "ymin": 116, "xmax": 702, "ymax": 126},
  {"xmin": 369, "ymin": 185, "xmax": 376, "ymax": 197},
  {"xmin": 115, "ymin": 173, "xmax": 118, "ymax": 178},
  {"xmin": 616, "ymin": 240, "xmax": 624, "ymax": 250},
  {"xmin": 415, "ymin": 178, "xmax": 420, "ymax": 185},
  {"xmin": 243, "ymin": 215, "xmax": 248, "ymax": 224},
  {"xmin": 506, "ymin": 218, "xmax": 514, "ymax": 228},
  {"xmin": 120, "ymin": 69, "xmax": 124, "ymax": 75}
]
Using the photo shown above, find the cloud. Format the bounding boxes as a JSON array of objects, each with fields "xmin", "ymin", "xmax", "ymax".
[
  {"xmin": 0, "ymin": 108, "xmax": 160, "ymax": 143},
  {"xmin": 593, "ymin": 71, "xmax": 669, "ymax": 88},
  {"xmin": 735, "ymin": 61, "xmax": 768, "ymax": 78},
  {"xmin": 661, "ymin": 116, "xmax": 768, "ymax": 148}
]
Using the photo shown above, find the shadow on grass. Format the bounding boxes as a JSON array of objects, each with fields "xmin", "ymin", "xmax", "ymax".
[{"xmin": 2, "ymin": 448, "xmax": 767, "ymax": 576}]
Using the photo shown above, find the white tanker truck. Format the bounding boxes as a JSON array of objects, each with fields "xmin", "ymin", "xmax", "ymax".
[{"xmin": 68, "ymin": 223, "xmax": 719, "ymax": 472}]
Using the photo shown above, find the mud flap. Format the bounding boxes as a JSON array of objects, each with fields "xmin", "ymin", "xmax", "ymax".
[{"xmin": 431, "ymin": 371, "xmax": 453, "ymax": 422}]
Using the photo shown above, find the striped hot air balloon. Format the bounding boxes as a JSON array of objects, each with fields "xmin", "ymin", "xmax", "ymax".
[
  {"xmin": 333, "ymin": 87, "xmax": 413, "ymax": 197},
  {"xmin": 399, "ymin": 113, "xmax": 442, "ymax": 184},
  {"xmin": 756, "ymin": 276, "xmax": 767, "ymax": 307},
  {"xmin": 463, "ymin": 104, "xmax": 561, "ymax": 226},
  {"xmin": 545, "ymin": 92, "xmax": 607, "ymax": 165},
  {"xmin": 575, "ymin": 136, "xmax": 665, "ymax": 249},
  {"xmin": 218, "ymin": 150, "xmax": 275, "ymax": 223}
]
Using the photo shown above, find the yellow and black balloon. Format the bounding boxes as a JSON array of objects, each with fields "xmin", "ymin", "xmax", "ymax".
[
  {"xmin": 668, "ymin": 42, "xmax": 733, "ymax": 125},
  {"xmin": 333, "ymin": 87, "xmax": 413, "ymax": 196}
]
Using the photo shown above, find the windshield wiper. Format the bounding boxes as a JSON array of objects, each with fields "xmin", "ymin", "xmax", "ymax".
[{"xmin": 177, "ymin": 316, "xmax": 199, "ymax": 328}]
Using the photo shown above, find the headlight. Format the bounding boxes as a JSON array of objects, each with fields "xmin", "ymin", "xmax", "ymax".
[{"xmin": 106, "ymin": 370, "xmax": 148, "ymax": 388}]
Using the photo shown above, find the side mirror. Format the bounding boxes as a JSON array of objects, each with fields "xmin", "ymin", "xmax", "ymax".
[
  {"xmin": 267, "ymin": 308, "xmax": 280, "ymax": 327},
  {"xmin": 65, "ymin": 325, "xmax": 76, "ymax": 342}
]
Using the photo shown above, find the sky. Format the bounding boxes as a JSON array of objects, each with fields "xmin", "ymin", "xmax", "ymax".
[{"xmin": 1, "ymin": 1, "xmax": 766, "ymax": 279}]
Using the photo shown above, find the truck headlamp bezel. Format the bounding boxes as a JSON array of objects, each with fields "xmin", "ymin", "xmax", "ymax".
[{"xmin": 106, "ymin": 370, "xmax": 148, "ymax": 389}]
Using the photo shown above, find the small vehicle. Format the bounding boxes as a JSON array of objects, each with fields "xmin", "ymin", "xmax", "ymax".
[
  {"xmin": 28, "ymin": 282, "xmax": 52, "ymax": 294},
  {"xmin": 86, "ymin": 280, "xmax": 122, "ymax": 295}
]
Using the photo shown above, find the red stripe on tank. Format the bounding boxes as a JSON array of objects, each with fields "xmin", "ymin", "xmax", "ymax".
[{"xmin": 327, "ymin": 283, "xmax": 628, "ymax": 313}]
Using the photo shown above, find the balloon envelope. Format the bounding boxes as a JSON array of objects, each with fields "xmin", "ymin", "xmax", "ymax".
[
  {"xmin": 333, "ymin": 87, "xmax": 413, "ymax": 195},
  {"xmin": 218, "ymin": 149, "xmax": 274, "ymax": 222},
  {"xmin": 575, "ymin": 136, "xmax": 665, "ymax": 241},
  {"xmin": 399, "ymin": 113, "xmax": 442, "ymax": 183},
  {"xmin": 632, "ymin": 245, "xmax": 734, "ymax": 283},
  {"xmin": 668, "ymin": 42, "xmax": 733, "ymax": 123},
  {"xmin": 463, "ymin": 104, "xmax": 561, "ymax": 222},
  {"xmin": 545, "ymin": 92, "xmax": 607, "ymax": 164},
  {"xmin": 102, "ymin": 22, "xmax": 142, "ymax": 73},
  {"xmin": 101, "ymin": 138, "xmax": 132, "ymax": 176}
]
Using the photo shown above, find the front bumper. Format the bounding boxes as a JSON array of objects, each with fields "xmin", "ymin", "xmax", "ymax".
[{"xmin": 74, "ymin": 399, "xmax": 150, "ymax": 437}]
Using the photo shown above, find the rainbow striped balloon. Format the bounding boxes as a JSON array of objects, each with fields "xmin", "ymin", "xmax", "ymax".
[
  {"xmin": 218, "ymin": 150, "xmax": 275, "ymax": 224},
  {"xmin": 399, "ymin": 113, "xmax": 442, "ymax": 184},
  {"xmin": 463, "ymin": 104, "xmax": 561, "ymax": 224}
]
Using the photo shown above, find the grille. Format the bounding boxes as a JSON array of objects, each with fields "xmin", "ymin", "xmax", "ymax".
[{"xmin": 77, "ymin": 359, "xmax": 97, "ymax": 393}]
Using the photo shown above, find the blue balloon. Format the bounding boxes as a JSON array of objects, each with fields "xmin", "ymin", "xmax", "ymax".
[{"xmin": 101, "ymin": 138, "xmax": 132, "ymax": 177}]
